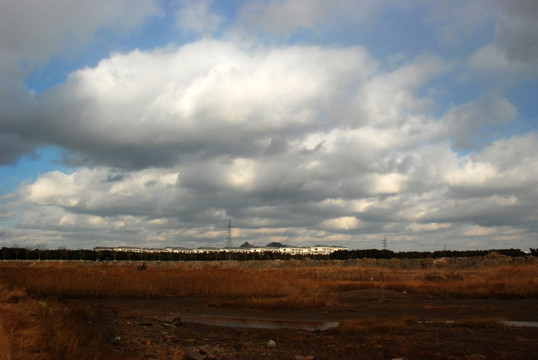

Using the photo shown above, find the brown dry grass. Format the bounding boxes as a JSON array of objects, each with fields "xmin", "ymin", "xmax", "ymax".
[
  {"xmin": 37, "ymin": 302, "xmax": 115, "ymax": 360},
  {"xmin": 0, "ymin": 285, "xmax": 42, "ymax": 360},
  {"xmin": 0, "ymin": 262, "xmax": 327, "ymax": 308},
  {"xmin": 297, "ymin": 262, "xmax": 538, "ymax": 298},
  {"xmin": 0, "ymin": 284, "xmax": 115, "ymax": 360},
  {"xmin": 1, "ymin": 259, "xmax": 537, "ymax": 304}
]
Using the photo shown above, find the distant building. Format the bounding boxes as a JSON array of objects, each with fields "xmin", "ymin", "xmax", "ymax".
[{"xmin": 93, "ymin": 243, "xmax": 347, "ymax": 255}]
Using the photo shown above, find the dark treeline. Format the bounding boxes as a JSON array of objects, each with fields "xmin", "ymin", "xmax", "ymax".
[
  {"xmin": 330, "ymin": 248, "xmax": 531, "ymax": 260},
  {"xmin": 1, "ymin": 246, "xmax": 535, "ymax": 262}
]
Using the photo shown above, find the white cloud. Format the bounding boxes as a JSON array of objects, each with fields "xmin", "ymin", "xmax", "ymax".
[
  {"xmin": 372, "ymin": 173, "xmax": 407, "ymax": 195},
  {"xmin": 175, "ymin": 0, "xmax": 224, "ymax": 35},
  {"xmin": 464, "ymin": 225, "xmax": 499, "ymax": 237},
  {"xmin": 0, "ymin": 0, "xmax": 162, "ymax": 164},
  {"xmin": 439, "ymin": 96, "xmax": 517, "ymax": 149},
  {"xmin": 0, "ymin": 0, "xmax": 161, "ymax": 63},
  {"xmin": 467, "ymin": 0, "xmax": 538, "ymax": 81},
  {"xmin": 355, "ymin": 53, "xmax": 446, "ymax": 128},
  {"xmin": 32, "ymin": 40, "xmax": 377, "ymax": 168},
  {"xmin": 425, "ymin": 0, "xmax": 499, "ymax": 47},
  {"xmin": 448, "ymin": 134, "xmax": 538, "ymax": 192},
  {"xmin": 237, "ymin": 0, "xmax": 402, "ymax": 35},
  {"xmin": 1, "ymin": 2, "xmax": 537, "ymax": 252},
  {"xmin": 321, "ymin": 216, "xmax": 359, "ymax": 231},
  {"xmin": 469, "ymin": 45, "xmax": 511, "ymax": 73},
  {"xmin": 495, "ymin": 0, "xmax": 538, "ymax": 63},
  {"xmin": 23, "ymin": 171, "xmax": 82, "ymax": 207}
]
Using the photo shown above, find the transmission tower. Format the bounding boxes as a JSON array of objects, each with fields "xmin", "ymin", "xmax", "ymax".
[
  {"xmin": 226, "ymin": 219, "xmax": 233, "ymax": 248},
  {"xmin": 382, "ymin": 236, "xmax": 387, "ymax": 250}
]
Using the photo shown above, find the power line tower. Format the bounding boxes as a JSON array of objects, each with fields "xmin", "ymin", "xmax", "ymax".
[
  {"xmin": 382, "ymin": 236, "xmax": 387, "ymax": 250},
  {"xmin": 226, "ymin": 219, "xmax": 233, "ymax": 248}
]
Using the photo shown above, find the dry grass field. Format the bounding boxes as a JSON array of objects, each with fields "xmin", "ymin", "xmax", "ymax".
[{"xmin": 1, "ymin": 254, "xmax": 537, "ymax": 359}]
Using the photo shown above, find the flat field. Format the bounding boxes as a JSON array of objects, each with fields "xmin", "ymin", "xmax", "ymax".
[{"xmin": 1, "ymin": 253, "xmax": 537, "ymax": 359}]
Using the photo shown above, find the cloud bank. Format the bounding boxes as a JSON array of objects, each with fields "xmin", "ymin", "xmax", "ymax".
[{"xmin": 0, "ymin": 1, "xmax": 537, "ymax": 251}]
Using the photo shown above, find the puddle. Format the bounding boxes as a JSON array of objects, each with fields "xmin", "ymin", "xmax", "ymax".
[
  {"xmin": 418, "ymin": 320, "xmax": 538, "ymax": 328},
  {"xmin": 157, "ymin": 313, "xmax": 339, "ymax": 331},
  {"xmin": 503, "ymin": 321, "xmax": 538, "ymax": 328}
]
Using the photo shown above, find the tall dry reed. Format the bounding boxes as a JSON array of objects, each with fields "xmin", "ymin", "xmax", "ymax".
[
  {"xmin": 0, "ymin": 261, "xmax": 329, "ymax": 308},
  {"xmin": 0, "ymin": 259, "xmax": 536, "ymax": 306}
]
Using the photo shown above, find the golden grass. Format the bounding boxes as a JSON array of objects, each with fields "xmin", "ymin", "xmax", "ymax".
[
  {"xmin": 0, "ymin": 260, "xmax": 537, "ymax": 304},
  {"xmin": 295, "ymin": 263, "xmax": 538, "ymax": 298},
  {"xmin": 0, "ymin": 261, "xmax": 328, "ymax": 309}
]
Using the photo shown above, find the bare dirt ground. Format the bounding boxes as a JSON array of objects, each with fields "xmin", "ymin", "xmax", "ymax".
[{"xmin": 73, "ymin": 289, "xmax": 538, "ymax": 360}]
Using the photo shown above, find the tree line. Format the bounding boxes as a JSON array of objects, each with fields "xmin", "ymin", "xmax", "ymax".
[{"xmin": 1, "ymin": 246, "xmax": 535, "ymax": 262}]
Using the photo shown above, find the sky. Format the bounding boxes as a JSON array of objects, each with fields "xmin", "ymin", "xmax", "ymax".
[{"xmin": 0, "ymin": 0, "xmax": 537, "ymax": 251}]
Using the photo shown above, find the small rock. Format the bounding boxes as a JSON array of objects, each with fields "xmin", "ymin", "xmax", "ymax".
[
  {"xmin": 266, "ymin": 340, "xmax": 276, "ymax": 348},
  {"xmin": 199, "ymin": 345, "xmax": 218, "ymax": 359},
  {"xmin": 173, "ymin": 316, "xmax": 183, "ymax": 326}
]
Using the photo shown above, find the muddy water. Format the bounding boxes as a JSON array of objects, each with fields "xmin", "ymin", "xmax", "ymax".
[
  {"xmin": 418, "ymin": 320, "xmax": 538, "ymax": 328},
  {"xmin": 154, "ymin": 312, "xmax": 538, "ymax": 331},
  {"xmin": 503, "ymin": 321, "xmax": 538, "ymax": 328},
  {"xmin": 157, "ymin": 313, "xmax": 339, "ymax": 331}
]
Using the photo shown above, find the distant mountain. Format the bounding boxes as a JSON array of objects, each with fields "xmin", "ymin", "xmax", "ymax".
[
  {"xmin": 239, "ymin": 241, "xmax": 256, "ymax": 248},
  {"xmin": 265, "ymin": 242, "xmax": 287, "ymax": 248}
]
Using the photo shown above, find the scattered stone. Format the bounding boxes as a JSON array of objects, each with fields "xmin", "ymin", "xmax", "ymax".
[
  {"xmin": 266, "ymin": 339, "xmax": 276, "ymax": 348},
  {"xmin": 199, "ymin": 345, "xmax": 218, "ymax": 359}
]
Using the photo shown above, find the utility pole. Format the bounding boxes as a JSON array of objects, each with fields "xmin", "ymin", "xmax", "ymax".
[{"xmin": 226, "ymin": 219, "xmax": 233, "ymax": 248}]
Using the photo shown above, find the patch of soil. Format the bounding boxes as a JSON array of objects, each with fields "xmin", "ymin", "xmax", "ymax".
[{"xmin": 75, "ymin": 289, "xmax": 538, "ymax": 360}]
